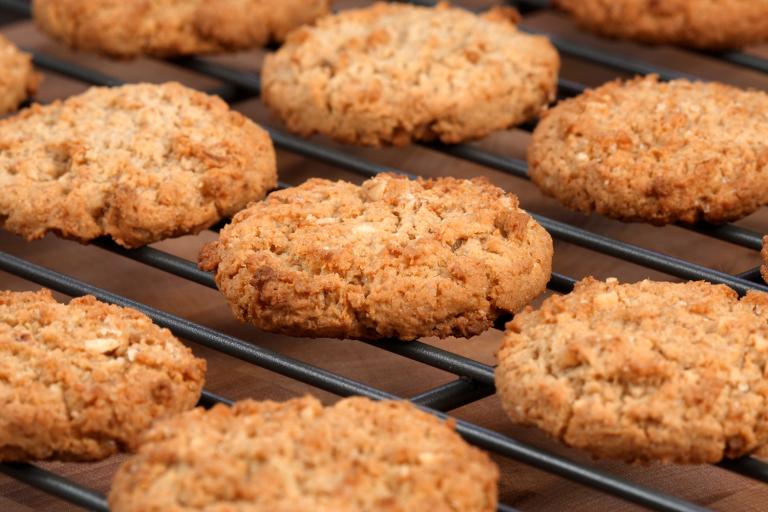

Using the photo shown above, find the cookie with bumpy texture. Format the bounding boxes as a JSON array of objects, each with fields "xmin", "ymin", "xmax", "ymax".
[
  {"xmin": 0, "ymin": 289, "xmax": 206, "ymax": 462},
  {"xmin": 199, "ymin": 174, "xmax": 553, "ymax": 340},
  {"xmin": 109, "ymin": 396, "xmax": 498, "ymax": 512},
  {"xmin": 0, "ymin": 82, "xmax": 276, "ymax": 248},
  {"xmin": 555, "ymin": 0, "xmax": 768, "ymax": 50},
  {"xmin": 495, "ymin": 277, "xmax": 768, "ymax": 463},
  {"xmin": 262, "ymin": 3, "xmax": 559, "ymax": 147},
  {"xmin": 761, "ymin": 236, "xmax": 768, "ymax": 285},
  {"xmin": 33, "ymin": 0, "xmax": 330, "ymax": 58},
  {"xmin": 529, "ymin": 75, "xmax": 768, "ymax": 225},
  {"xmin": 0, "ymin": 35, "xmax": 39, "ymax": 115}
]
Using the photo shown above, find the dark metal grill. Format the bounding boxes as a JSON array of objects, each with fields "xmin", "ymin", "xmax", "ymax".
[{"xmin": 0, "ymin": 0, "xmax": 767, "ymax": 510}]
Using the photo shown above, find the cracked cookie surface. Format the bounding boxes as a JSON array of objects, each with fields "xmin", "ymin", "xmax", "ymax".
[
  {"xmin": 0, "ymin": 289, "xmax": 206, "ymax": 462},
  {"xmin": 33, "ymin": 0, "xmax": 330, "ymax": 58},
  {"xmin": 109, "ymin": 395, "xmax": 498, "ymax": 512},
  {"xmin": 199, "ymin": 174, "xmax": 552, "ymax": 340},
  {"xmin": 0, "ymin": 35, "xmax": 39, "ymax": 115},
  {"xmin": 555, "ymin": 0, "xmax": 768, "ymax": 50},
  {"xmin": 496, "ymin": 277, "xmax": 768, "ymax": 463},
  {"xmin": 529, "ymin": 75, "xmax": 768, "ymax": 225},
  {"xmin": 0, "ymin": 82, "xmax": 276, "ymax": 248},
  {"xmin": 262, "ymin": 2, "xmax": 559, "ymax": 146}
]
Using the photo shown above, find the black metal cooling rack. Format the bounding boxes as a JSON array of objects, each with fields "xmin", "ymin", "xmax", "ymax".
[{"xmin": 1, "ymin": 0, "xmax": 768, "ymax": 510}]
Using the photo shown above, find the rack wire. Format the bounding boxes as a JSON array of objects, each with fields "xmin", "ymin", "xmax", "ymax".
[{"xmin": 0, "ymin": 0, "xmax": 767, "ymax": 510}]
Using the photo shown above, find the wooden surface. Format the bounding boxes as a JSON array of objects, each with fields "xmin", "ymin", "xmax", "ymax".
[{"xmin": 1, "ymin": 1, "xmax": 768, "ymax": 510}]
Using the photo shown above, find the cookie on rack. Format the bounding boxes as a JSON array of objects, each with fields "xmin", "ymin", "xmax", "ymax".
[
  {"xmin": 109, "ymin": 395, "xmax": 498, "ymax": 511},
  {"xmin": 555, "ymin": 0, "xmax": 768, "ymax": 50},
  {"xmin": 761, "ymin": 236, "xmax": 768, "ymax": 285},
  {"xmin": 0, "ymin": 34, "xmax": 39, "ymax": 115},
  {"xmin": 528, "ymin": 75, "xmax": 768, "ymax": 225},
  {"xmin": 33, "ymin": 0, "xmax": 331, "ymax": 58},
  {"xmin": 0, "ymin": 289, "xmax": 206, "ymax": 461},
  {"xmin": 261, "ymin": 2, "xmax": 559, "ymax": 147},
  {"xmin": 199, "ymin": 173, "xmax": 553, "ymax": 340},
  {"xmin": 0, "ymin": 82, "xmax": 276, "ymax": 248},
  {"xmin": 495, "ymin": 277, "xmax": 768, "ymax": 463}
]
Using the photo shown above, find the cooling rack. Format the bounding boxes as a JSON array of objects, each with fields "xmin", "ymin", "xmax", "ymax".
[{"xmin": 0, "ymin": 0, "xmax": 767, "ymax": 510}]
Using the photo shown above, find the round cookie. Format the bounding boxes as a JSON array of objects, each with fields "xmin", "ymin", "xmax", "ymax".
[
  {"xmin": 33, "ymin": 0, "xmax": 331, "ymax": 58},
  {"xmin": 761, "ymin": 236, "xmax": 768, "ymax": 285},
  {"xmin": 109, "ymin": 395, "xmax": 498, "ymax": 512},
  {"xmin": 495, "ymin": 277, "xmax": 768, "ymax": 463},
  {"xmin": 0, "ymin": 289, "xmax": 206, "ymax": 462},
  {"xmin": 0, "ymin": 34, "xmax": 39, "ymax": 115},
  {"xmin": 0, "ymin": 82, "xmax": 276, "ymax": 248},
  {"xmin": 199, "ymin": 174, "xmax": 553, "ymax": 340},
  {"xmin": 529, "ymin": 75, "xmax": 768, "ymax": 225},
  {"xmin": 555, "ymin": 0, "xmax": 768, "ymax": 50},
  {"xmin": 261, "ymin": 3, "xmax": 559, "ymax": 147}
]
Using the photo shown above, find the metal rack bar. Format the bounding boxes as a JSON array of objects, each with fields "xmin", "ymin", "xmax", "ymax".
[
  {"xmin": 411, "ymin": 378, "xmax": 495, "ymax": 411},
  {"xmin": 533, "ymin": 215, "xmax": 767, "ymax": 295},
  {"xmin": 709, "ymin": 51, "xmax": 768, "ymax": 75},
  {"xmin": 736, "ymin": 267, "xmax": 763, "ymax": 283},
  {"xmin": 199, "ymin": 390, "xmax": 233, "ymax": 408},
  {"xmin": 0, "ymin": 463, "xmax": 109, "ymax": 512}
]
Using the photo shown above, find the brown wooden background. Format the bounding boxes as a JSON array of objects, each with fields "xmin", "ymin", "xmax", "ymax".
[{"xmin": 1, "ymin": 1, "xmax": 768, "ymax": 510}]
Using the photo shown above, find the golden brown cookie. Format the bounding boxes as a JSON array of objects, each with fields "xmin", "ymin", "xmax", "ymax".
[
  {"xmin": 761, "ymin": 236, "xmax": 768, "ymax": 285},
  {"xmin": 529, "ymin": 75, "xmax": 768, "ymax": 225},
  {"xmin": 555, "ymin": 0, "xmax": 768, "ymax": 50},
  {"xmin": 261, "ymin": 2, "xmax": 559, "ymax": 147},
  {"xmin": 199, "ymin": 174, "xmax": 553, "ymax": 340},
  {"xmin": 33, "ymin": 0, "xmax": 331, "ymax": 58},
  {"xmin": 109, "ymin": 395, "xmax": 498, "ymax": 512},
  {"xmin": 0, "ymin": 34, "xmax": 39, "ymax": 115},
  {"xmin": 0, "ymin": 289, "xmax": 206, "ymax": 462},
  {"xmin": 0, "ymin": 82, "xmax": 276, "ymax": 248},
  {"xmin": 495, "ymin": 277, "xmax": 768, "ymax": 464}
]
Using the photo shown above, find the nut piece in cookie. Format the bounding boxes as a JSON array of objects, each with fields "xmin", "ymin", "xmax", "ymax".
[
  {"xmin": 555, "ymin": 0, "xmax": 768, "ymax": 50},
  {"xmin": 495, "ymin": 277, "xmax": 768, "ymax": 463},
  {"xmin": 0, "ymin": 289, "xmax": 206, "ymax": 462},
  {"xmin": 109, "ymin": 395, "xmax": 498, "ymax": 512},
  {"xmin": 0, "ymin": 82, "xmax": 277, "ymax": 248},
  {"xmin": 262, "ymin": 2, "xmax": 559, "ymax": 146},
  {"xmin": 33, "ymin": 0, "xmax": 331, "ymax": 58},
  {"xmin": 529, "ymin": 75, "xmax": 768, "ymax": 225},
  {"xmin": 0, "ymin": 34, "xmax": 40, "ymax": 115},
  {"xmin": 199, "ymin": 174, "xmax": 553, "ymax": 340}
]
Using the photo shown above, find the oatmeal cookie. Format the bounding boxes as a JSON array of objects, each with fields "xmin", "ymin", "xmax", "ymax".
[
  {"xmin": 109, "ymin": 396, "xmax": 498, "ymax": 511},
  {"xmin": 261, "ymin": 2, "xmax": 559, "ymax": 146},
  {"xmin": 33, "ymin": 0, "xmax": 331, "ymax": 58},
  {"xmin": 0, "ymin": 34, "xmax": 39, "ymax": 115},
  {"xmin": 0, "ymin": 289, "xmax": 206, "ymax": 461},
  {"xmin": 555, "ymin": 0, "xmax": 768, "ymax": 50},
  {"xmin": 529, "ymin": 75, "xmax": 768, "ymax": 225},
  {"xmin": 0, "ymin": 82, "xmax": 276, "ymax": 248},
  {"xmin": 199, "ymin": 174, "xmax": 553, "ymax": 340},
  {"xmin": 495, "ymin": 277, "xmax": 768, "ymax": 463}
]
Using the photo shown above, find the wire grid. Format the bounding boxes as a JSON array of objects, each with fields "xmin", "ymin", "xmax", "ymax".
[{"xmin": 0, "ymin": 0, "xmax": 767, "ymax": 511}]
